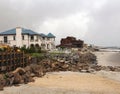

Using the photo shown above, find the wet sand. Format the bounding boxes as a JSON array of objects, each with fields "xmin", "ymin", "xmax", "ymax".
[{"xmin": 95, "ymin": 52, "xmax": 120, "ymax": 66}]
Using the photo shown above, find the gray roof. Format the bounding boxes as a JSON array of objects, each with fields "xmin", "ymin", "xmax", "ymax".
[
  {"xmin": 0, "ymin": 28, "xmax": 38, "ymax": 35},
  {"xmin": 39, "ymin": 33, "xmax": 47, "ymax": 37},
  {"xmin": 0, "ymin": 28, "xmax": 55, "ymax": 38},
  {"xmin": 47, "ymin": 33, "xmax": 55, "ymax": 38}
]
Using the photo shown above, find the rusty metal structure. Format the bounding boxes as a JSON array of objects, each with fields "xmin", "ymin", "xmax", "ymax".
[
  {"xmin": 58, "ymin": 36, "xmax": 84, "ymax": 48},
  {"xmin": 0, "ymin": 51, "xmax": 30, "ymax": 73}
]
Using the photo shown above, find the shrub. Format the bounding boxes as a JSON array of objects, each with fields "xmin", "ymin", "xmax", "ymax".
[{"xmin": 20, "ymin": 46, "xmax": 42, "ymax": 53}]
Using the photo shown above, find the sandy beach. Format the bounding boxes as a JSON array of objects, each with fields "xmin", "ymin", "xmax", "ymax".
[
  {"xmin": 0, "ymin": 51, "xmax": 120, "ymax": 94},
  {"xmin": 0, "ymin": 71, "xmax": 120, "ymax": 94},
  {"xmin": 95, "ymin": 51, "xmax": 120, "ymax": 66},
  {"xmin": 29, "ymin": 71, "xmax": 120, "ymax": 94}
]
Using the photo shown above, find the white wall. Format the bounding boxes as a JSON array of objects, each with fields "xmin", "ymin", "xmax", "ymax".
[
  {"xmin": 22, "ymin": 35, "xmax": 29, "ymax": 48},
  {"xmin": 0, "ymin": 36, "xmax": 3, "ymax": 43},
  {"xmin": 0, "ymin": 35, "xmax": 16, "ymax": 46},
  {"xmin": 7, "ymin": 35, "xmax": 16, "ymax": 46},
  {"xmin": 43, "ymin": 37, "xmax": 55, "ymax": 50},
  {"xmin": 22, "ymin": 35, "xmax": 43, "ymax": 48}
]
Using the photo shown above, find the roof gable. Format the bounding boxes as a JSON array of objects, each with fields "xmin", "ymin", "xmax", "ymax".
[{"xmin": 47, "ymin": 33, "xmax": 55, "ymax": 38}]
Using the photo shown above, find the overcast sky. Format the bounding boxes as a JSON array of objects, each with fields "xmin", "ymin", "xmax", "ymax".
[{"xmin": 0, "ymin": 0, "xmax": 120, "ymax": 46}]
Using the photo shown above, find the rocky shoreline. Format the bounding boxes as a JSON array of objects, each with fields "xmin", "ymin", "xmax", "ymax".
[{"xmin": 0, "ymin": 50, "xmax": 120, "ymax": 90}]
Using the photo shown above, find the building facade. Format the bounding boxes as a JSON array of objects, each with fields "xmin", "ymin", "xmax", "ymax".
[
  {"xmin": 58, "ymin": 36, "xmax": 84, "ymax": 48},
  {"xmin": 0, "ymin": 27, "xmax": 56, "ymax": 50}
]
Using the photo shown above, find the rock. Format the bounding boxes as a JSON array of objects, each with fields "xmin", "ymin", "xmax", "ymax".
[
  {"xmin": 1, "ymin": 66, "xmax": 7, "ymax": 72},
  {"xmin": 65, "ymin": 61, "xmax": 70, "ymax": 64},
  {"xmin": 62, "ymin": 64, "xmax": 69, "ymax": 69},
  {"xmin": 87, "ymin": 68, "xmax": 95, "ymax": 73},
  {"xmin": 0, "ymin": 75, "xmax": 5, "ymax": 91},
  {"xmin": 81, "ymin": 70, "xmax": 88, "ymax": 73},
  {"xmin": 13, "ymin": 67, "xmax": 26, "ymax": 75},
  {"xmin": 0, "ymin": 86, "xmax": 4, "ymax": 91},
  {"xmin": 24, "ymin": 66, "xmax": 32, "ymax": 72},
  {"xmin": 101, "ymin": 66, "xmax": 111, "ymax": 71},
  {"xmin": 13, "ymin": 73, "xmax": 22, "ymax": 84},
  {"xmin": 59, "ymin": 60, "xmax": 65, "ymax": 63},
  {"xmin": 114, "ymin": 67, "xmax": 120, "ymax": 72},
  {"xmin": 30, "ymin": 73, "xmax": 35, "ymax": 77}
]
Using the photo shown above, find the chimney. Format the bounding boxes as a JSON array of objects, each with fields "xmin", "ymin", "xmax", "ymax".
[{"xmin": 16, "ymin": 27, "xmax": 22, "ymax": 47}]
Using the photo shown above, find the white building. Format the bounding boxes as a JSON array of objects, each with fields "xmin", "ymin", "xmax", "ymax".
[{"xmin": 0, "ymin": 27, "xmax": 56, "ymax": 50}]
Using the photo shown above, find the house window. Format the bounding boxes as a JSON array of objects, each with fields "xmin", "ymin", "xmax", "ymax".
[
  {"xmin": 4, "ymin": 36, "xmax": 7, "ymax": 43},
  {"xmin": 42, "ymin": 37, "xmax": 45, "ymax": 40},
  {"xmin": 22, "ymin": 35, "xmax": 24, "ymax": 40},
  {"xmin": 30, "ymin": 35, "xmax": 34, "ymax": 40},
  {"xmin": 13, "ymin": 36, "xmax": 16, "ymax": 40}
]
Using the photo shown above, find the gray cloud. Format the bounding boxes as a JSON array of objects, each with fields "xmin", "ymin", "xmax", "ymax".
[
  {"xmin": 84, "ymin": 0, "xmax": 120, "ymax": 46},
  {"xmin": 0, "ymin": 0, "xmax": 120, "ymax": 46},
  {"xmin": 0, "ymin": 0, "xmax": 86, "ymax": 30}
]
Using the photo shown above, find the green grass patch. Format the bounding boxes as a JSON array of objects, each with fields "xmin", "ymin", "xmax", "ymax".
[{"xmin": 30, "ymin": 53, "xmax": 44, "ymax": 57}]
